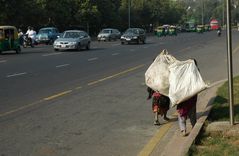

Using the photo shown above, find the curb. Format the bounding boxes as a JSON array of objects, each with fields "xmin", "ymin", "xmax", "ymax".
[
  {"xmin": 179, "ymin": 81, "xmax": 225, "ymax": 156},
  {"xmin": 150, "ymin": 80, "xmax": 225, "ymax": 156}
]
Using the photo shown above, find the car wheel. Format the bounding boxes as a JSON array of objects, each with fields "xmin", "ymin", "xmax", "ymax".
[
  {"xmin": 77, "ymin": 43, "xmax": 81, "ymax": 51},
  {"xmin": 16, "ymin": 46, "xmax": 21, "ymax": 54},
  {"xmin": 54, "ymin": 49, "xmax": 59, "ymax": 51},
  {"xmin": 49, "ymin": 39, "xmax": 54, "ymax": 45},
  {"xmin": 137, "ymin": 39, "xmax": 140, "ymax": 44},
  {"xmin": 121, "ymin": 41, "xmax": 124, "ymax": 45},
  {"xmin": 142, "ymin": 39, "xmax": 146, "ymax": 44},
  {"xmin": 86, "ymin": 42, "xmax": 90, "ymax": 50}
]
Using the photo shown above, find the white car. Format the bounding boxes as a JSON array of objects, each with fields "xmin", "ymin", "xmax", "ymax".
[
  {"xmin": 53, "ymin": 30, "xmax": 91, "ymax": 51},
  {"xmin": 97, "ymin": 28, "xmax": 121, "ymax": 41}
]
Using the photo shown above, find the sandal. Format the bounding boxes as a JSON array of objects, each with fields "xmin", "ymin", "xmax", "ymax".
[{"xmin": 154, "ymin": 120, "xmax": 160, "ymax": 125}]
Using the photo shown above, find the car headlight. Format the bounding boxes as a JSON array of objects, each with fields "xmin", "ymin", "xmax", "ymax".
[
  {"xmin": 133, "ymin": 36, "xmax": 138, "ymax": 39},
  {"xmin": 54, "ymin": 41, "xmax": 59, "ymax": 45}
]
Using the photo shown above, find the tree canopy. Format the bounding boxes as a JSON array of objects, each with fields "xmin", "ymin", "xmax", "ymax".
[{"xmin": 0, "ymin": 0, "xmax": 238, "ymax": 35}]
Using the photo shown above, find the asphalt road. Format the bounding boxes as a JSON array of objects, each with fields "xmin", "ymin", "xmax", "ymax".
[{"xmin": 0, "ymin": 30, "xmax": 239, "ymax": 156}]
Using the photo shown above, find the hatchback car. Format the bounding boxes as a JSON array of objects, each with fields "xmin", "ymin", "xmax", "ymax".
[
  {"xmin": 35, "ymin": 27, "xmax": 59, "ymax": 45},
  {"xmin": 120, "ymin": 28, "xmax": 146, "ymax": 44},
  {"xmin": 97, "ymin": 28, "xmax": 121, "ymax": 41},
  {"xmin": 53, "ymin": 30, "xmax": 91, "ymax": 51}
]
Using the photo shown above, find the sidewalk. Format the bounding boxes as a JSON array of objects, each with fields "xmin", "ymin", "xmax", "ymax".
[{"xmin": 148, "ymin": 81, "xmax": 224, "ymax": 156}]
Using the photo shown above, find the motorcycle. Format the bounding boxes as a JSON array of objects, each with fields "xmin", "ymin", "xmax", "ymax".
[
  {"xmin": 217, "ymin": 30, "xmax": 221, "ymax": 37},
  {"xmin": 23, "ymin": 34, "xmax": 34, "ymax": 48}
]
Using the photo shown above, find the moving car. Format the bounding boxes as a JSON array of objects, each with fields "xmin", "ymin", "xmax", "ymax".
[
  {"xmin": 35, "ymin": 27, "xmax": 59, "ymax": 45},
  {"xmin": 53, "ymin": 30, "xmax": 91, "ymax": 51},
  {"xmin": 120, "ymin": 28, "xmax": 146, "ymax": 44},
  {"xmin": 0, "ymin": 26, "xmax": 21, "ymax": 54},
  {"xmin": 97, "ymin": 28, "xmax": 121, "ymax": 41}
]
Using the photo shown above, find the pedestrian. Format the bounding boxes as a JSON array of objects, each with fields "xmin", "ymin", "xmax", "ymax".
[
  {"xmin": 18, "ymin": 29, "xmax": 24, "ymax": 45},
  {"xmin": 176, "ymin": 59, "xmax": 199, "ymax": 136},
  {"xmin": 147, "ymin": 87, "xmax": 170, "ymax": 125},
  {"xmin": 176, "ymin": 95, "xmax": 197, "ymax": 136}
]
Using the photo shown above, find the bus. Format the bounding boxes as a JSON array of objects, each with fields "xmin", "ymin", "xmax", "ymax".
[{"xmin": 210, "ymin": 19, "xmax": 219, "ymax": 30}]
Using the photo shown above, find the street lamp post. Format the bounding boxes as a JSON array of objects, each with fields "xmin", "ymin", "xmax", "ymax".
[
  {"xmin": 226, "ymin": 0, "xmax": 235, "ymax": 125},
  {"xmin": 202, "ymin": 0, "xmax": 204, "ymax": 25},
  {"xmin": 128, "ymin": 0, "xmax": 131, "ymax": 28}
]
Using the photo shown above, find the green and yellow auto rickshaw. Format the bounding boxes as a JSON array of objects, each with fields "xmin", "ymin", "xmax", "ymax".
[
  {"xmin": 196, "ymin": 25, "xmax": 204, "ymax": 33},
  {"xmin": 0, "ymin": 26, "xmax": 21, "ymax": 54},
  {"xmin": 204, "ymin": 24, "xmax": 210, "ymax": 31},
  {"xmin": 155, "ymin": 26, "xmax": 166, "ymax": 37},
  {"xmin": 168, "ymin": 26, "xmax": 177, "ymax": 36}
]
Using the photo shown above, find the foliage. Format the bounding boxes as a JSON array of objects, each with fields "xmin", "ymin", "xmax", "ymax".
[{"xmin": 2, "ymin": 0, "xmax": 238, "ymax": 35}]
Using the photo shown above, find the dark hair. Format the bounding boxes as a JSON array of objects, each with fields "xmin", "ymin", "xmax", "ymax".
[{"xmin": 147, "ymin": 87, "xmax": 155, "ymax": 100}]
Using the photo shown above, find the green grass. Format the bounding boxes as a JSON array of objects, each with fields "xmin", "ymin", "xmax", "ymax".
[
  {"xmin": 189, "ymin": 76, "xmax": 239, "ymax": 156},
  {"xmin": 209, "ymin": 76, "xmax": 239, "ymax": 121}
]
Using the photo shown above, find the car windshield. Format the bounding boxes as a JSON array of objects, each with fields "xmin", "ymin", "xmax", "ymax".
[
  {"xmin": 63, "ymin": 32, "xmax": 82, "ymax": 38},
  {"xmin": 101, "ymin": 29, "xmax": 111, "ymax": 33},
  {"xmin": 125, "ymin": 29, "xmax": 139, "ymax": 34},
  {"xmin": 39, "ymin": 29, "xmax": 52, "ymax": 34}
]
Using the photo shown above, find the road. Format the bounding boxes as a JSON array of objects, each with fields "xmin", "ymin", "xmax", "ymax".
[{"xmin": 0, "ymin": 30, "xmax": 239, "ymax": 156}]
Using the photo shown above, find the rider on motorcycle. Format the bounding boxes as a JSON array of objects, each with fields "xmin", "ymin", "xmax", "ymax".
[
  {"xmin": 26, "ymin": 26, "xmax": 36, "ymax": 44},
  {"xmin": 217, "ymin": 27, "xmax": 221, "ymax": 37}
]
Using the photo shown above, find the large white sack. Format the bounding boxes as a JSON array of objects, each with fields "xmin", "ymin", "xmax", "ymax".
[
  {"xmin": 169, "ymin": 59, "xmax": 208, "ymax": 107},
  {"xmin": 145, "ymin": 50, "xmax": 177, "ymax": 95}
]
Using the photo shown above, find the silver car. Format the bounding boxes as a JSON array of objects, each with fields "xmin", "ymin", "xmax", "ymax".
[
  {"xmin": 53, "ymin": 30, "xmax": 91, "ymax": 51},
  {"xmin": 97, "ymin": 28, "xmax": 121, "ymax": 41}
]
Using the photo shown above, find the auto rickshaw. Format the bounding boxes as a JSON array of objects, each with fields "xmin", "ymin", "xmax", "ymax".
[
  {"xmin": 196, "ymin": 25, "xmax": 204, "ymax": 33},
  {"xmin": 204, "ymin": 24, "xmax": 210, "ymax": 31},
  {"xmin": 168, "ymin": 26, "xmax": 177, "ymax": 36},
  {"xmin": 0, "ymin": 26, "xmax": 21, "ymax": 54},
  {"xmin": 155, "ymin": 26, "xmax": 166, "ymax": 37}
]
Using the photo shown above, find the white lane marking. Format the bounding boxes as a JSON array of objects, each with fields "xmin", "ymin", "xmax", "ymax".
[
  {"xmin": 56, "ymin": 64, "xmax": 70, "ymax": 68},
  {"xmin": 88, "ymin": 57, "xmax": 98, "ymax": 61},
  {"xmin": 0, "ymin": 60, "xmax": 7, "ymax": 63},
  {"xmin": 112, "ymin": 53, "xmax": 119, "ymax": 56},
  {"xmin": 143, "ymin": 46, "xmax": 148, "ymax": 49},
  {"xmin": 6, "ymin": 72, "xmax": 27, "ymax": 78},
  {"xmin": 42, "ymin": 52, "xmax": 62, "ymax": 57}
]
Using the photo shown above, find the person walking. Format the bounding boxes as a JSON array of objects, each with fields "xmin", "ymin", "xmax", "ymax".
[
  {"xmin": 176, "ymin": 95, "xmax": 197, "ymax": 136},
  {"xmin": 147, "ymin": 87, "xmax": 170, "ymax": 125},
  {"xmin": 176, "ymin": 59, "xmax": 199, "ymax": 136}
]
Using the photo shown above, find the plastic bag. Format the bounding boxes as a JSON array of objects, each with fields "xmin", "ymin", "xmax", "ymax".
[
  {"xmin": 168, "ymin": 59, "xmax": 208, "ymax": 107},
  {"xmin": 145, "ymin": 49, "xmax": 177, "ymax": 95}
]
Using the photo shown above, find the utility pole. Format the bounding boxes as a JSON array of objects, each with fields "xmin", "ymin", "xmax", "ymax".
[
  {"xmin": 202, "ymin": 0, "xmax": 204, "ymax": 25},
  {"xmin": 128, "ymin": 0, "xmax": 131, "ymax": 28},
  {"xmin": 226, "ymin": 0, "xmax": 235, "ymax": 125}
]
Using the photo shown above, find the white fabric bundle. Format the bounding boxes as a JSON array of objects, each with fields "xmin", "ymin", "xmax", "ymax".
[
  {"xmin": 145, "ymin": 50, "xmax": 208, "ymax": 107},
  {"xmin": 145, "ymin": 50, "xmax": 177, "ymax": 95},
  {"xmin": 168, "ymin": 59, "xmax": 208, "ymax": 107}
]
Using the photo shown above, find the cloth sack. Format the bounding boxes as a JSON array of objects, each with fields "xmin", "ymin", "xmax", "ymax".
[
  {"xmin": 168, "ymin": 59, "xmax": 208, "ymax": 107},
  {"xmin": 145, "ymin": 49, "xmax": 177, "ymax": 95}
]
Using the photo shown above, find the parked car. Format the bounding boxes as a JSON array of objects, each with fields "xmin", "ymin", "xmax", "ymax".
[
  {"xmin": 35, "ymin": 27, "xmax": 59, "ymax": 45},
  {"xmin": 97, "ymin": 28, "xmax": 121, "ymax": 41},
  {"xmin": 53, "ymin": 30, "xmax": 91, "ymax": 51},
  {"xmin": 120, "ymin": 28, "xmax": 146, "ymax": 44}
]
